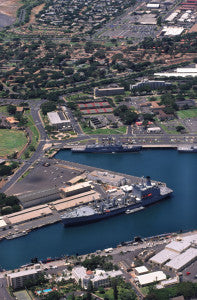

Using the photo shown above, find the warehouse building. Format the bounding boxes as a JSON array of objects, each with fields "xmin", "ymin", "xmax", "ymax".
[
  {"xmin": 6, "ymin": 205, "xmax": 53, "ymax": 225},
  {"xmin": 47, "ymin": 111, "xmax": 72, "ymax": 130},
  {"xmin": 7, "ymin": 269, "xmax": 41, "ymax": 289},
  {"xmin": 150, "ymin": 248, "xmax": 178, "ymax": 266},
  {"xmin": 165, "ymin": 240, "xmax": 191, "ymax": 253},
  {"xmin": 87, "ymin": 171, "xmax": 127, "ymax": 186},
  {"xmin": 0, "ymin": 217, "xmax": 9, "ymax": 231},
  {"xmin": 135, "ymin": 266, "xmax": 149, "ymax": 275},
  {"xmin": 165, "ymin": 247, "xmax": 197, "ymax": 271},
  {"xmin": 51, "ymin": 191, "xmax": 100, "ymax": 211},
  {"xmin": 94, "ymin": 87, "xmax": 124, "ymax": 98},
  {"xmin": 60, "ymin": 182, "xmax": 92, "ymax": 197},
  {"xmin": 16, "ymin": 188, "xmax": 60, "ymax": 208},
  {"xmin": 155, "ymin": 65, "xmax": 197, "ymax": 78},
  {"xmin": 137, "ymin": 271, "xmax": 166, "ymax": 286}
]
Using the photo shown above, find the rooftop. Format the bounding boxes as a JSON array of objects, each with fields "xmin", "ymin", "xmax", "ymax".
[
  {"xmin": 137, "ymin": 271, "xmax": 166, "ymax": 286},
  {"xmin": 165, "ymin": 247, "xmax": 197, "ymax": 271}
]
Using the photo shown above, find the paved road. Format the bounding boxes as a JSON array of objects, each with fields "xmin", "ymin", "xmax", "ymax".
[
  {"xmin": 0, "ymin": 277, "xmax": 14, "ymax": 300},
  {"xmin": 0, "ymin": 105, "xmax": 47, "ymax": 193}
]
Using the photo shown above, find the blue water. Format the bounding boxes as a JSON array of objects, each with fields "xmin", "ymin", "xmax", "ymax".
[
  {"xmin": 0, "ymin": 150, "xmax": 197, "ymax": 270},
  {"xmin": 37, "ymin": 289, "xmax": 52, "ymax": 294}
]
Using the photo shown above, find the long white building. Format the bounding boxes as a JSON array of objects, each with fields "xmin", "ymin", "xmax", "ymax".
[{"xmin": 155, "ymin": 65, "xmax": 197, "ymax": 78}]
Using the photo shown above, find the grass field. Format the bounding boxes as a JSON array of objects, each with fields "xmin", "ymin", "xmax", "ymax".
[
  {"xmin": 81, "ymin": 126, "xmax": 127, "ymax": 135},
  {"xmin": 177, "ymin": 108, "xmax": 197, "ymax": 119},
  {"xmin": 0, "ymin": 105, "xmax": 8, "ymax": 115},
  {"xmin": 0, "ymin": 129, "xmax": 27, "ymax": 157}
]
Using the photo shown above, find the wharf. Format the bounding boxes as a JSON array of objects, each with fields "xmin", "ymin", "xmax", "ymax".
[
  {"xmin": 142, "ymin": 145, "xmax": 177, "ymax": 149},
  {"xmin": 0, "ymin": 158, "xmax": 167, "ymax": 242}
]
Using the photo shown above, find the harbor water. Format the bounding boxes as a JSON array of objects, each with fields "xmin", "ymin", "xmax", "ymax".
[{"xmin": 0, "ymin": 150, "xmax": 197, "ymax": 269}]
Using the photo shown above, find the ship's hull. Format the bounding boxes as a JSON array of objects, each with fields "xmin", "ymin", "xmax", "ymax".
[
  {"xmin": 72, "ymin": 146, "xmax": 142, "ymax": 153},
  {"xmin": 61, "ymin": 192, "xmax": 172, "ymax": 227},
  {"xmin": 178, "ymin": 149, "xmax": 197, "ymax": 153}
]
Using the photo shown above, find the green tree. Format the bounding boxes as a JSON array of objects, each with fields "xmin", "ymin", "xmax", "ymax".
[
  {"xmin": 7, "ymin": 105, "xmax": 16, "ymax": 115},
  {"xmin": 41, "ymin": 101, "xmax": 57, "ymax": 115}
]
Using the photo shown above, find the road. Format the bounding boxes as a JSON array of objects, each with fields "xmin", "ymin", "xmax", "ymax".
[{"xmin": 0, "ymin": 277, "xmax": 14, "ymax": 300}]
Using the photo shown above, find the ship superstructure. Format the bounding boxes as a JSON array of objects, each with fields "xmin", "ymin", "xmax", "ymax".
[
  {"xmin": 71, "ymin": 143, "xmax": 142, "ymax": 153},
  {"xmin": 61, "ymin": 177, "xmax": 172, "ymax": 226}
]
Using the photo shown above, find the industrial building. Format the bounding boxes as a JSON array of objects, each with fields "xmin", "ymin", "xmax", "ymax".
[
  {"xmin": 94, "ymin": 87, "xmax": 124, "ymax": 98},
  {"xmin": 165, "ymin": 248, "xmax": 197, "ymax": 271},
  {"xmin": 150, "ymin": 233, "xmax": 197, "ymax": 271},
  {"xmin": 137, "ymin": 271, "xmax": 166, "ymax": 286},
  {"xmin": 47, "ymin": 111, "xmax": 72, "ymax": 130},
  {"xmin": 16, "ymin": 187, "xmax": 60, "ymax": 208},
  {"xmin": 7, "ymin": 269, "xmax": 41, "ymax": 289},
  {"xmin": 135, "ymin": 266, "xmax": 149, "ymax": 275},
  {"xmin": 150, "ymin": 248, "xmax": 178, "ymax": 266},
  {"xmin": 5, "ymin": 205, "xmax": 53, "ymax": 225},
  {"xmin": 51, "ymin": 190, "xmax": 100, "ymax": 211},
  {"xmin": 87, "ymin": 170, "xmax": 127, "ymax": 186},
  {"xmin": 0, "ymin": 217, "xmax": 9, "ymax": 231},
  {"xmin": 60, "ymin": 182, "xmax": 92, "ymax": 197},
  {"xmin": 155, "ymin": 65, "xmax": 197, "ymax": 77},
  {"xmin": 162, "ymin": 26, "xmax": 184, "ymax": 36},
  {"xmin": 72, "ymin": 266, "xmax": 122, "ymax": 289}
]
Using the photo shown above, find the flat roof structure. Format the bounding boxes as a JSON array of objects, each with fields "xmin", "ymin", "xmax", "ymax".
[
  {"xmin": 7, "ymin": 205, "xmax": 53, "ymax": 225},
  {"xmin": 166, "ymin": 240, "xmax": 191, "ymax": 253},
  {"xmin": 47, "ymin": 111, "xmax": 70, "ymax": 125},
  {"xmin": 135, "ymin": 266, "xmax": 148, "ymax": 275},
  {"xmin": 165, "ymin": 248, "xmax": 197, "ymax": 271},
  {"xmin": 0, "ymin": 217, "xmax": 8, "ymax": 228},
  {"xmin": 181, "ymin": 233, "xmax": 197, "ymax": 244},
  {"xmin": 52, "ymin": 191, "xmax": 100, "ymax": 211},
  {"xmin": 147, "ymin": 3, "xmax": 160, "ymax": 8},
  {"xmin": 162, "ymin": 26, "xmax": 184, "ymax": 36},
  {"xmin": 150, "ymin": 249, "xmax": 178, "ymax": 265},
  {"xmin": 60, "ymin": 182, "xmax": 91, "ymax": 196},
  {"xmin": 17, "ymin": 188, "xmax": 60, "ymax": 205},
  {"xmin": 137, "ymin": 271, "xmax": 166, "ymax": 286},
  {"xmin": 8, "ymin": 269, "xmax": 38, "ymax": 279}
]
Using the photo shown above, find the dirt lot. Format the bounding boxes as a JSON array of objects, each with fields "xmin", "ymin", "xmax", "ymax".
[
  {"xmin": 0, "ymin": 0, "xmax": 21, "ymax": 17},
  {"xmin": 28, "ymin": 3, "xmax": 45, "ymax": 24}
]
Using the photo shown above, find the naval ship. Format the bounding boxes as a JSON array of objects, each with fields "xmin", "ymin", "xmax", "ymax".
[
  {"xmin": 71, "ymin": 143, "xmax": 142, "ymax": 153},
  {"xmin": 61, "ymin": 177, "xmax": 173, "ymax": 226},
  {"xmin": 177, "ymin": 145, "xmax": 197, "ymax": 153}
]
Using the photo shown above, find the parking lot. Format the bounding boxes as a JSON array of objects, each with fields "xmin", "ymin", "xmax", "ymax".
[{"xmin": 8, "ymin": 159, "xmax": 83, "ymax": 195}]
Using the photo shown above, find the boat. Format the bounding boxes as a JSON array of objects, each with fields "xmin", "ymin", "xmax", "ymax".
[
  {"xmin": 177, "ymin": 145, "xmax": 197, "ymax": 153},
  {"xmin": 6, "ymin": 231, "xmax": 28, "ymax": 240},
  {"xmin": 125, "ymin": 207, "xmax": 144, "ymax": 214},
  {"xmin": 61, "ymin": 177, "xmax": 173, "ymax": 227},
  {"xmin": 71, "ymin": 143, "xmax": 142, "ymax": 153}
]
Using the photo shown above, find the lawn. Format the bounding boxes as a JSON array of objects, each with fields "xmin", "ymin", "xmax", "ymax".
[
  {"xmin": 81, "ymin": 126, "xmax": 127, "ymax": 135},
  {"xmin": 96, "ymin": 288, "xmax": 114, "ymax": 300},
  {"xmin": 0, "ymin": 105, "xmax": 8, "ymax": 115},
  {"xmin": 0, "ymin": 129, "xmax": 27, "ymax": 157},
  {"xmin": 177, "ymin": 108, "xmax": 197, "ymax": 119},
  {"xmin": 25, "ymin": 112, "xmax": 40, "ymax": 149}
]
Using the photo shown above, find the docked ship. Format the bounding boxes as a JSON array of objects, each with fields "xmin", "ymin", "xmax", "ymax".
[
  {"xmin": 71, "ymin": 143, "xmax": 142, "ymax": 153},
  {"xmin": 61, "ymin": 177, "xmax": 173, "ymax": 227},
  {"xmin": 177, "ymin": 145, "xmax": 197, "ymax": 153}
]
